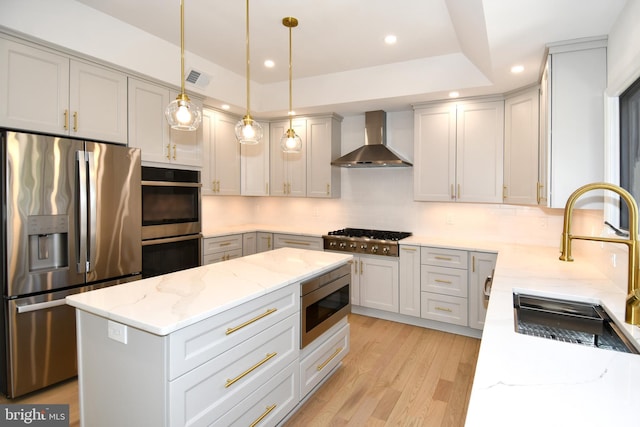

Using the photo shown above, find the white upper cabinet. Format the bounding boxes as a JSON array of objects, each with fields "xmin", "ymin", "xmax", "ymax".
[
  {"xmin": 503, "ymin": 86, "xmax": 540, "ymax": 205},
  {"xmin": 270, "ymin": 119, "xmax": 307, "ymax": 197},
  {"xmin": 0, "ymin": 37, "xmax": 127, "ymax": 143},
  {"xmin": 306, "ymin": 116, "xmax": 341, "ymax": 198},
  {"xmin": 128, "ymin": 78, "xmax": 203, "ymax": 168},
  {"xmin": 543, "ymin": 39, "xmax": 607, "ymax": 209},
  {"xmin": 414, "ymin": 100, "xmax": 504, "ymax": 203},
  {"xmin": 201, "ymin": 109, "xmax": 240, "ymax": 195},
  {"xmin": 240, "ymin": 120, "xmax": 270, "ymax": 196}
]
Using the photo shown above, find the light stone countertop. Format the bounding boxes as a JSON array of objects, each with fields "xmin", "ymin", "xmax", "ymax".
[{"xmin": 66, "ymin": 248, "xmax": 352, "ymax": 336}]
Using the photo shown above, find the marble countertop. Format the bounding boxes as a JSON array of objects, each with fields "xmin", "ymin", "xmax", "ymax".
[
  {"xmin": 455, "ymin": 241, "xmax": 640, "ymax": 427},
  {"xmin": 66, "ymin": 248, "xmax": 352, "ymax": 336}
]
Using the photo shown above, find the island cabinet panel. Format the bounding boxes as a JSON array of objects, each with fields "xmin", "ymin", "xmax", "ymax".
[
  {"xmin": 300, "ymin": 320, "xmax": 349, "ymax": 398},
  {"xmin": 168, "ymin": 284, "xmax": 299, "ymax": 380},
  {"xmin": 169, "ymin": 314, "xmax": 299, "ymax": 426},
  {"xmin": 211, "ymin": 361, "xmax": 299, "ymax": 427}
]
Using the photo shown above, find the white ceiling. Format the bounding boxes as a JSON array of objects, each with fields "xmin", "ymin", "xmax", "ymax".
[{"xmin": 74, "ymin": 0, "xmax": 627, "ymax": 115}]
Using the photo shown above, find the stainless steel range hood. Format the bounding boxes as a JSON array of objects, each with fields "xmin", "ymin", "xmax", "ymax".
[{"xmin": 331, "ymin": 110, "xmax": 412, "ymax": 168}]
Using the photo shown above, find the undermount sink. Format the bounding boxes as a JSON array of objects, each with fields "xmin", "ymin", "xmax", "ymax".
[{"xmin": 513, "ymin": 292, "xmax": 639, "ymax": 354}]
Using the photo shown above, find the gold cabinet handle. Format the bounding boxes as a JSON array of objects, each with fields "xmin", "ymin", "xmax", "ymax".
[
  {"xmin": 283, "ymin": 240, "xmax": 310, "ymax": 246},
  {"xmin": 225, "ymin": 308, "xmax": 278, "ymax": 335},
  {"xmin": 503, "ymin": 185, "xmax": 508, "ymax": 200},
  {"xmin": 457, "ymin": 184, "xmax": 461, "ymax": 199},
  {"xmin": 402, "ymin": 247, "xmax": 417, "ymax": 252},
  {"xmin": 472, "ymin": 255, "xmax": 476, "ymax": 272},
  {"xmin": 435, "ymin": 306, "xmax": 453, "ymax": 313},
  {"xmin": 64, "ymin": 109, "xmax": 69, "ymax": 130},
  {"xmin": 249, "ymin": 404, "xmax": 277, "ymax": 427},
  {"xmin": 317, "ymin": 347, "xmax": 343, "ymax": 371},
  {"xmin": 537, "ymin": 182, "xmax": 543, "ymax": 204},
  {"xmin": 434, "ymin": 279, "xmax": 452, "ymax": 284},
  {"xmin": 172, "ymin": 144, "xmax": 177, "ymax": 160},
  {"xmin": 166, "ymin": 144, "xmax": 171, "ymax": 160},
  {"xmin": 73, "ymin": 111, "xmax": 78, "ymax": 132},
  {"xmin": 225, "ymin": 352, "xmax": 277, "ymax": 388},
  {"xmin": 360, "ymin": 260, "xmax": 363, "ymax": 275},
  {"xmin": 219, "ymin": 241, "xmax": 232, "ymax": 247},
  {"xmin": 267, "ymin": 236, "xmax": 271, "ymax": 249},
  {"xmin": 434, "ymin": 256, "xmax": 452, "ymax": 261},
  {"xmin": 326, "ymin": 183, "xmax": 330, "ymax": 195},
  {"xmin": 450, "ymin": 184, "xmax": 455, "ymax": 200},
  {"xmin": 287, "ymin": 182, "xmax": 291, "ymax": 194}
]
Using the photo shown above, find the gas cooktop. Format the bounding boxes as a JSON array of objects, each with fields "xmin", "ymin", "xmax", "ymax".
[{"xmin": 323, "ymin": 228, "xmax": 412, "ymax": 256}]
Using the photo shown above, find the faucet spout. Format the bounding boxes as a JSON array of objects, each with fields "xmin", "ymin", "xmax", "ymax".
[{"xmin": 559, "ymin": 182, "xmax": 640, "ymax": 326}]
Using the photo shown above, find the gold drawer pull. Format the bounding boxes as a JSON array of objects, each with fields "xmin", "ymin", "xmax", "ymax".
[
  {"xmin": 166, "ymin": 144, "xmax": 171, "ymax": 160},
  {"xmin": 402, "ymin": 247, "xmax": 417, "ymax": 252},
  {"xmin": 226, "ymin": 308, "xmax": 277, "ymax": 335},
  {"xmin": 283, "ymin": 240, "xmax": 310, "ymax": 246},
  {"xmin": 434, "ymin": 279, "xmax": 452, "ymax": 284},
  {"xmin": 73, "ymin": 111, "xmax": 78, "ymax": 132},
  {"xmin": 434, "ymin": 256, "xmax": 452, "ymax": 261},
  {"xmin": 317, "ymin": 347, "xmax": 343, "ymax": 371},
  {"xmin": 225, "ymin": 352, "xmax": 277, "ymax": 388},
  {"xmin": 435, "ymin": 306, "xmax": 453, "ymax": 313},
  {"xmin": 219, "ymin": 241, "xmax": 232, "ymax": 247},
  {"xmin": 249, "ymin": 404, "xmax": 277, "ymax": 427},
  {"xmin": 64, "ymin": 109, "xmax": 69, "ymax": 130}
]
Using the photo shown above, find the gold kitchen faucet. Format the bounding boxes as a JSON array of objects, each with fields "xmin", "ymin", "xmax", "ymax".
[{"xmin": 559, "ymin": 182, "xmax": 640, "ymax": 326}]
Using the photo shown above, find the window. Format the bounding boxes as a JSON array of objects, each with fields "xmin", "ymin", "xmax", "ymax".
[{"xmin": 619, "ymin": 76, "xmax": 640, "ymax": 229}]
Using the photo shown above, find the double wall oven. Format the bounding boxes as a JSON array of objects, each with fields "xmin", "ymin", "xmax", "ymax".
[{"xmin": 141, "ymin": 167, "xmax": 202, "ymax": 278}]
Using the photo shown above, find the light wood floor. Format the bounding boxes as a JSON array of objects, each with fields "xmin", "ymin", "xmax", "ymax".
[{"xmin": 0, "ymin": 314, "xmax": 479, "ymax": 427}]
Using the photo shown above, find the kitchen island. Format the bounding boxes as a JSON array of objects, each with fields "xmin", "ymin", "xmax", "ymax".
[{"xmin": 66, "ymin": 247, "xmax": 352, "ymax": 427}]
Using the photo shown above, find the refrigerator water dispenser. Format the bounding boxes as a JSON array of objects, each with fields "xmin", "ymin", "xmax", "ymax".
[{"xmin": 27, "ymin": 215, "xmax": 68, "ymax": 271}]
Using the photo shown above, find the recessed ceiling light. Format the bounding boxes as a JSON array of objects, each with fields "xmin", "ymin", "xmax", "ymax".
[
  {"xmin": 449, "ymin": 91, "xmax": 460, "ymax": 98},
  {"xmin": 264, "ymin": 59, "xmax": 275, "ymax": 68},
  {"xmin": 511, "ymin": 65, "xmax": 524, "ymax": 74},
  {"xmin": 384, "ymin": 34, "xmax": 397, "ymax": 45},
  {"xmin": 221, "ymin": 104, "xmax": 230, "ymax": 110}
]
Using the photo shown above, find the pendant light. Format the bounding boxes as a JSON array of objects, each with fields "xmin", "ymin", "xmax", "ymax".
[
  {"xmin": 165, "ymin": 0, "xmax": 202, "ymax": 131},
  {"xmin": 235, "ymin": 0, "xmax": 263, "ymax": 144},
  {"xmin": 280, "ymin": 17, "xmax": 302, "ymax": 153}
]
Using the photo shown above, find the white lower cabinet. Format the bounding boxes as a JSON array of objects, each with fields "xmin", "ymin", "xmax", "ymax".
[
  {"xmin": 203, "ymin": 234, "xmax": 243, "ymax": 264},
  {"xmin": 353, "ymin": 255, "xmax": 399, "ymax": 313},
  {"xmin": 273, "ymin": 233, "xmax": 323, "ymax": 251},
  {"xmin": 420, "ymin": 246, "xmax": 469, "ymax": 326},
  {"xmin": 399, "ymin": 245, "xmax": 421, "ymax": 317},
  {"xmin": 468, "ymin": 251, "xmax": 498, "ymax": 330},
  {"xmin": 257, "ymin": 232, "xmax": 273, "ymax": 253},
  {"xmin": 243, "ymin": 232, "xmax": 257, "ymax": 256},
  {"xmin": 299, "ymin": 320, "xmax": 349, "ymax": 398}
]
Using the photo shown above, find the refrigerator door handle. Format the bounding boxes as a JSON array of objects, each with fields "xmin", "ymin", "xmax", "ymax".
[
  {"xmin": 16, "ymin": 298, "xmax": 67, "ymax": 314},
  {"xmin": 76, "ymin": 151, "xmax": 88, "ymax": 273},
  {"xmin": 86, "ymin": 151, "xmax": 97, "ymax": 272}
]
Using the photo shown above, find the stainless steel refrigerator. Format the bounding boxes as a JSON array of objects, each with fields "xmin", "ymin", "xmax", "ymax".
[{"xmin": 1, "ymin": 130, "xmax": 142, "ymax": 398}]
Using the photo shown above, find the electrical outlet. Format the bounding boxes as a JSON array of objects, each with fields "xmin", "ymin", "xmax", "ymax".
[{"xmin": 107, "ymin": 320, "xmax": 128, "ymax": 344}]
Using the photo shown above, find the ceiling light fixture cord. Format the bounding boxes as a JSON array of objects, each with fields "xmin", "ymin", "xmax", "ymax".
[
  {"xmin": 235, "ymin": 0, "xmax": 263, "ymax": 144},
  {"xmin": 280, "ymin": 17, "xmax": 302, "ymax": 153}
]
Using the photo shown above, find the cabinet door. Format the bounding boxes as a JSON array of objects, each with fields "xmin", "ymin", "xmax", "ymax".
[
  {"xmin": 399, "ymin": 245, "xmax": 420, "ymax": 317},
  {"xmin": 243, "ymin": 233, "xmax": 257, "ymax": 256},
  {"xmin": 349, "ymin": 259, "xmax": 360, "ymax": 306},
  {"xmin": 241, "ymin": 120, "xmax": 270, "ymax": 196},
  {"xmin": 414, "ymin": 105, "xmax": 457, "ymax": 201},
  {"xmin": 213, "ymin": 112, "xmax": 240, "ymax": 195},
  {"xmin": 128, "ymin": 78, "xmax": 171, "ymax": 163},
  {"xmin": 468, "ymin": 251, "xmax": 497, "ymax": 330},
  {"xmin": 69, "ymin": 60, "xmax": 127, "ymax": 143},
  {"xmin": 359, "ymin": 256, "xmax": 399, "ymax": 313},
  {"xmin": 456, "ymin": 101, "xmax": 504, "ymax": 203},
  {"xmin": 270, "ymin": 121, "xmax": 288, "ymax": 196},
  {"xmin": 169, "ymin": 90, "xmax": 203, "ymax": 168},
  {"xmin": 306, "ymin": 117, "xmax": 341, "ymax": 198},
  {"xmin": 0, "ymin": 38, "xmax": 69, "ymax": 135},
  {"xmin": 201, "ymin": 109, "xmax": 215, "ymax": 194},
  {"xmin": 270, "ymin": 119, "xmax": 306, "ymax": 197},
  {"xmin": 538, "ymin": 60, "xmax": 550, "ymax": 207},
  {"xmin": 504, "ymin": 88, "xmax": 540, "ymax": 205},
  {"xmin": 256, "ymin": 232, "xmax": 273, "ymax": 253}
]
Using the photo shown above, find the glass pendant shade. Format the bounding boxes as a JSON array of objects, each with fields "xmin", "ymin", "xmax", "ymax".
[
  {"xmin": 165, "ymin": 93, "xmax": 202, "ymax": 131},
  {"xmin": 235, "ymin": 115, "xmax": 263, "ymax": 145},
  {"xmin": 165, "ymin": 0, "xmax": 202, "ymax": 131},
  {"xmin": 280, "ymin": 127, "xmax": 302, "ymax": 153}
]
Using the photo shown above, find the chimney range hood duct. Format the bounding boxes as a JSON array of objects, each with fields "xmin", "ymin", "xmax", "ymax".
[{"xmin": 331, "ymin": 110, "xmax": 412, "ymax": 168}]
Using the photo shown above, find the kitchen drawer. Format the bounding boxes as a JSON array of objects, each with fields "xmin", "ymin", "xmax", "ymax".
[
  {"xmin": 420, "ymin": 292, "xmax": 468, "ymax": 326},
  {"xmin": 421, "ymin": 247, "xmax": 468, "ymax": 269},
  {"xmin": 273, "ymin": 233, "xmax": 323, "ymax": 251},
  {"xmin": 168, "ymin": 284, "xmax": 299, "ymax": 380},
  {"xmin": 202, "ymin": 248, "xmax": 243, "ymax": 265},
  {"xmin": 421, "ymin": 265, "xmax": 468, "ymax": 298},
  {"xmin": 203, "ymin": 234, "xmax": 243, "ymax": 255},
  {"xmin": 169, "ymin": 314, "xmax": 299, "ymax": 427},
  {"xmin": 300, "ymin": 321, "xmax": 350, "ymax": 398},
  {"xmin": 212, "ymin": 361, "xmax": 299, "ymax": 427}
]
